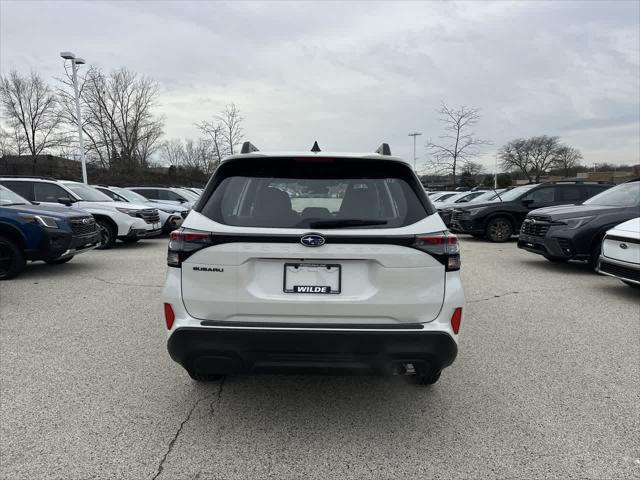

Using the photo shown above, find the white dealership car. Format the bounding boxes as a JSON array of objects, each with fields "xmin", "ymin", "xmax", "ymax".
[
  {"xmin": 162, "ymin": 142, "xmax": 465, "ymax": 385},
  {"xmin": 0, "ymin": 177, "xmax": 162, "ymax": 249},
  {"xmin": 597, "ymin": 217, "xmax": 640, "ymax": 288},
  {"xmin": 93, "ymin": 185, "xmax": 187, "ymax": 233}
]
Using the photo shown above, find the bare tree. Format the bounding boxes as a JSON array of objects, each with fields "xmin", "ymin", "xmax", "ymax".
[
  {"xmin": 196, "ymin": 103, "xmax": 244, "ymax": 165},
  {"xmin": 499, "ymin": 135, "xmax": 561, "ymax": 183},
  {"xmin": 0, "ymin": 70, "xmax": 65, "ymax": 157},
  {"xmin": 159, "ymin": 139, "xmax": 185, "ymax": 168},
  {"xmin": 425, "ymin": 103, "xmax": 490, "ymax": 185},
  {"xmin": 57, "ymin": 66, "xmax": 164, "ymax": 170},
  {"xmin": 498, "ymin": 138, "xmax": 531, "ymax": 182},
  {"xmin": 553, "ymin": 145, "xmax": 582, "ymax": 177},
  {"xmin": 460, "ymin": 160, "xmax": 484, "ymax": 177}
]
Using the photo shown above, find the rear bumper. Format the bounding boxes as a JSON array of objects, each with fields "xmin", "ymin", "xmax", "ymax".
[{"xmin": 168, "ymin": 327, "xmax": 457, "ymax": 376}]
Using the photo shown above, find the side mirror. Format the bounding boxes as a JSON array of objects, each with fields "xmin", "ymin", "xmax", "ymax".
[
  {"xmin": 57, "ymin": 197, "xmax": 75, "ymax": 206},
  {"xmin": 521, "ymin": 199, "xmax": 534, "ymax": 207},
  {"xmin": 178, "ymin": 198, "xmax": 187, "ymax": 203}
]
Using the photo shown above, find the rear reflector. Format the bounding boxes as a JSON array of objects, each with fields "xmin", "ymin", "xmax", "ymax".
[
  {"xmin": 164, "ymin": 303, "xmax": 175, "ymax": 330},
  {"xmin": 451, "ymin": 307, "xmax": 462, "ymax": 334}
]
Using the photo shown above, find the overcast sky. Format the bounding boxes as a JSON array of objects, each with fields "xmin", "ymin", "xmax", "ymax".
[{"xmin": 1, "ymin": 0, "xmax": 639, "ymax": 171}]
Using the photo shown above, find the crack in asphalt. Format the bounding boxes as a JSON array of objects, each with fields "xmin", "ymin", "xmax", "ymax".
[
  {"xmin": 151, "ymin": 380, "xmax": 225, "ymax": 480},
  {"xmin": 82, "ymin": 275, "xmax": 162, "ymax": 289},
  {"xmin": 468, "ymin": 285, "xmax": 583, "ymax": 304},
  {"xmin": 210, "ymin": 377, "xmax": 226, "ymax": 417},
  {"xmin": 468, "ymin": 290, "xmax": 521, "ymax": 303}
]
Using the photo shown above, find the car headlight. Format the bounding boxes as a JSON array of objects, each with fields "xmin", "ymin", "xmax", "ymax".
[
  {"xmin": 466, "ymin": 207, "xmax": 487, "ymax": 216},
  {"xmin": 560, "ymin": 216, "xmax": 595, "ymax": 229},
  {"xmin": 19, "ymin": 214, "xmax": 59, "ymax": 228},
  {"xmin": 115, "ymin": 207, "xmax": 139, "ymax": 217}
]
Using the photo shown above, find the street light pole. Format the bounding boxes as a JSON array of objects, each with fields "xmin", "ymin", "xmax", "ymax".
[
  {"xmin": 408, "ymin": 132, "xmax": 422, "ymax": 172},
  {"xmin": 60, "ymin": 52, "xmax": 87, "ymax": 184}
]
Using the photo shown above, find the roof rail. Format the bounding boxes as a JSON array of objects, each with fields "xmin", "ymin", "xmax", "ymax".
[
  {"xmin": 0, "ymin": 174, "xmax": 58, "ymax": 181},
  {"xmin": 240, "ymin": 141, "xmax": 259, "ymax": 154},
  {"xmin": 540, "ymin": 178, "xmax": 614, "ymax": 185},
  {"xmin": 375, "ymin": 143, "xmax": 392, "ymax": 156}
]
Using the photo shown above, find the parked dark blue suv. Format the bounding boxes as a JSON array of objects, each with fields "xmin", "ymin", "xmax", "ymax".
[{"xmin": 0, "ymin": 185, "xmax": 101, "ymax": 280}]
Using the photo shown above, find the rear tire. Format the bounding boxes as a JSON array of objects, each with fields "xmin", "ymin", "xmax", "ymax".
[
  {"xmin": 186, "ymin": 368, "xmax": 225, "ymax": 382},
  {"xmin": 45, "ymin": 256, "xmax": 74, "ymax": 265},
  {"xmin": 412, "ymin": 371, "xmax": 441, "ymax": 386},
  {"xmin": 485, "ymin": 217, "xmax": 513, "ymax": 243},
  {"xmin": 96, "ymin": 219, "xmax": 116, "ymax": 250},
  {"xmin": 0, "ymin": 236, "xmax": 25, "ymax": 280}
]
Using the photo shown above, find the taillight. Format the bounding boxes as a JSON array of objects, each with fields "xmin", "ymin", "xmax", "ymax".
[
  {"xmin": 167, "ymin": 228, "xmax": 214, "ymax": 267},
  {"xmin": 163, "ymin": 303, "xmax": 175, "ymax": 330},
  {"xmin": 413, "ymin": 232, "xmax": 461, "ymax": 271},
  {"xmin": 450, "ymin": 307, "xmax": 462, "ymax": 334}
]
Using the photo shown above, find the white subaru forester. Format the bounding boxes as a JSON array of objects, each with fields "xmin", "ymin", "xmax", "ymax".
[{"xmin": 162, "ymin": 143, "xmax": 465, "ymax": 385}]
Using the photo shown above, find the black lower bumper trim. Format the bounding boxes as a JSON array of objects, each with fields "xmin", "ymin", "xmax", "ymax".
[{"xmin": 168, "ymin": 327, "xmax": 457, "ymax": 376}]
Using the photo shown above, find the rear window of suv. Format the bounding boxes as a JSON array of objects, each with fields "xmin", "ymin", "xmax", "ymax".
[{"xmin": 199, "ymin": 158, "xmax": 433, "ymax": 228}]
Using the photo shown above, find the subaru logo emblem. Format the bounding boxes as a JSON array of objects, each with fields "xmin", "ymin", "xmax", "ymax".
[
  {"xmin": 301, "ymin": 233, "xmax": 325, "ymax": 247},
  {"xmin": 620, "ymin": 243, "xmax": 628, "ymax": 250}
]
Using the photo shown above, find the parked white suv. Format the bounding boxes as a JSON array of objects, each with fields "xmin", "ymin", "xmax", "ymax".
[
  {"xmin": 93, "ymin": 185, "xmax": 187, "ymax": 233},
  {"xmin": 162, "ymin": 143, "xmax": 465, "ymax": 385},
  {"xmin": 597, "ymin": 217, "xmax": 640, "ymax": 288},
  {"xmin": 0, "ymin": 177, "xmax": 162, "ymax": 249},
  {"xmin": 127, "ymin": 186, "xmax": 197, "ymax": 209}
]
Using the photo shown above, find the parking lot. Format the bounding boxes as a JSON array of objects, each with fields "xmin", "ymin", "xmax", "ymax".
[{"xmin": 1, "ymin": 236, "xmax": 638, "ymax": 480}]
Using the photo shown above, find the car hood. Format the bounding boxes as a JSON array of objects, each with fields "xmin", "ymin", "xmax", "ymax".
[
  {"xmin": 530, "ymin": 204, "xmax": 625, "ymax": 219},
  {"xmin": 80, "ymin": 201, "xmax": 151, "ymax": 211},
  {"xmin": 454, "ymin": 201, "xmax": 504, "ymax": 211},
  {"xmin": 4, "ymin": 203, "xmax": 91, "ymax": 219},
  {"xmin": 149, "ymin": 202, "xmax": 188, "ymax": 213},
  {"xmin": 610, "ymin": 217, "xmax": 640, "ymax": 234}
]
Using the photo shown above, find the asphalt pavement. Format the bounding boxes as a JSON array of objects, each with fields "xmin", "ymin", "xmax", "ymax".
[{"xmin": 1, "ymin": 236, "xmax": 638, "ymax": 480}]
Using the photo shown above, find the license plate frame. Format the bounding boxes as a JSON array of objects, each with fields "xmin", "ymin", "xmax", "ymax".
[{"xmin": 283, "ymin": 262, "xmax": 342, "ymax": 294}]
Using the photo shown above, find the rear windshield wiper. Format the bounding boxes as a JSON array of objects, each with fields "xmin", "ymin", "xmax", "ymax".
[{"xmin": 307, "ymin": 219, "xmax": 388, "ymax": 229}]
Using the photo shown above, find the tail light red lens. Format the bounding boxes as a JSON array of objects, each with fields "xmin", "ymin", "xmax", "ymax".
[
  {"xmin": 412, "ymin": 232, "xmax": 461, "ymax": 271},
  {"xmin": 163, "ymin": 303, "xmax": 175, "ymax": 330},
  {"xmin": 167, "ymin": 228, "xmax": 214, "ymax": 267},
  {"xmin": 450, "ymin": 307, "xmax": 462, "ymax": 334}
]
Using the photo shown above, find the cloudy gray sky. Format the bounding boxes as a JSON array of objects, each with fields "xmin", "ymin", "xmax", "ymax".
[{"xmin": 1, "ymin": 0, "xmax": 639, "ymax": 171}]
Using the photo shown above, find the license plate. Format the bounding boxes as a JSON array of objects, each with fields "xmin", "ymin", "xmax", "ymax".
[{"xmin": 283, "ymin": 263, "xmax": 341, "ymax": 294}]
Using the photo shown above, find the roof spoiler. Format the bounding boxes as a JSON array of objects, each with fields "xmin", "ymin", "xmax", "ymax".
[
  {"xmin": 375, "ymin": 143, "xmax": 391, "ymax": 156},
  {"xmin": 240, "ymin": 141, "xmax": 259, "ymax": 154}
]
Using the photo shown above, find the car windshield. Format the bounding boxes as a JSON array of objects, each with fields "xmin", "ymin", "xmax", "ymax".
[
  {"xmin": 175, "ymin": 188, "xmax": 198, "ymax": 201},
  {"xmin": 112, "ymin": 187, "xmax": 149, "ymax": 203},
  {"xmin": 65, "ymin": 183, "xmax": 113, "ymax": 202},
  {"xmin": 494, "ymin": 184, "xmax": 538, "ymax": 202},
  {"xmin": 200, "ymin": 158, "xmax": 430, "ymax": 228},
  {"xmin": 434, "ymin": 193, "xmax": 457, "ymax": 202},
  {"xmin": 0, "ymin": 185, "xmax": 30, "ymax": 205},
  {"xmin": 583, "ymin": 182, "xmax": 640, "ymax": 207}
]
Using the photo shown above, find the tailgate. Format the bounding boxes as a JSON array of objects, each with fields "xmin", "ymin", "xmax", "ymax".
[{"xmin": 181, "ymin": 242, "xmax": 445, "ymax": 326}]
